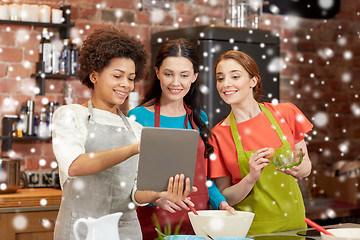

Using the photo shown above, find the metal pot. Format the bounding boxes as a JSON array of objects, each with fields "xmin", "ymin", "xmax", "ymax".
[{"xmin": 0, "ymin": 156, "xmax": 21, "ymax": 194}]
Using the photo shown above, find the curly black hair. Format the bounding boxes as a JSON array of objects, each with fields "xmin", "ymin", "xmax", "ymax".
[{"xmin": 78, "ymin": 27, "xmax": 147, "ymax": 89}]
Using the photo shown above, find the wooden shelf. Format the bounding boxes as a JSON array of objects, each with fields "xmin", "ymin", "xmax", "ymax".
[
  {"xmin": 0, "ymin": 5, "xmax": 73, "ymax": 39},
  {"xmin": 1, "ymin": 135, "xmax": 52, "ymax": 152},
  {"xmin": 0, "ymin": 136, "xmax": 51, "ymax": 141},
  {"xmin": 0, "ymin": 20, "xmax": 73, "ymax": 28},
  {"xmin": 32, "ymin": 72, "xmax": 77, "ymax": 95},
  {"xmin": 31, "ymin": 73, "xmax": 77, "ymax": 79}
]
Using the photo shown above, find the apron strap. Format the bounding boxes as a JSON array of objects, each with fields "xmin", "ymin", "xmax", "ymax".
[
  {"xmin": 87, "ymin": 99, "xmax": 94, "ymax": 120},
  {"xmin": 87, "ymin": 99, "xmax": 132, "ymax": 131},
  {"xmin": 258, "ymin": 104, "xmax": 289, "ymax": 147},
  {"xmin": 154, "ymin": 100, "xmax": 196, "ymax": 130},
  {"xmin": 155, "ymin": 100, "xmax": 161, "ymax": 128},
  {"xmin": 230, "ymin": 103, "xmax": 291, "ymax": 151},
  {"xmin": 230, "ymin": 111, "xmax": 244, "ymax": 153},
  {"xmin": 117, "ymin": 108, "xmax": 132, "ymax": 130}
]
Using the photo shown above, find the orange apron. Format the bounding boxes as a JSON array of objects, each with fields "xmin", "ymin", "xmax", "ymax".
[{"xmin": 136, "ymin": 100, "xmax": 209, "ymax": 239}]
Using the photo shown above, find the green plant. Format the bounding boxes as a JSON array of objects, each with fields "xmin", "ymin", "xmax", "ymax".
[{"xmin": 153, "ymin": 213, "xmax": 185, "ymax": 240}]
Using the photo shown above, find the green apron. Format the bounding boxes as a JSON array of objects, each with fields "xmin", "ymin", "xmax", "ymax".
[{"xmin": 229, "ymin": 103, "xmax": 307, "ymax": 235}]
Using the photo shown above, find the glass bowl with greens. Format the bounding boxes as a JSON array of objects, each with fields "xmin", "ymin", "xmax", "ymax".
[{"xmin": 272, "ymin": 148, "xmax": 303, "ymax": 169}]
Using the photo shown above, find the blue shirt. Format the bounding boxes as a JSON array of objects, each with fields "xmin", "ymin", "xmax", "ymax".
[{"xmin": 128, "ymin": 106, "xmax": 226, "ymax": 209}]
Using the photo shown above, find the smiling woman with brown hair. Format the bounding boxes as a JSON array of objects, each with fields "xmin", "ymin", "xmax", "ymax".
[
  {"xmin": 209, "ymin": 50, "xmax": 313, "ymax": 235},
  {"xmin": 128, "ymin": 38, "xmax": 235, "ymax": 239}
]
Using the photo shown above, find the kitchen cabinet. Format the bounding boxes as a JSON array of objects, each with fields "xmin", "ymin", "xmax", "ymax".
[
  {"xmin": 0, "ymin": 5, "xmax": 75, "ymax": 95},
  {"xmin": 151, "ymin": 25, "xmax": 280, "ymax": 127},
  {"xmin": 0, "ymin": 188, "xmax": 62, "ymax": 240},
  {"xmin": 0, "ymin": 210, "xmax": 58, "ymax": 240}
]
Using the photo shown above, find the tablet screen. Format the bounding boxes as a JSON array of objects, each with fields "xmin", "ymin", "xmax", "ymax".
[{"xmin": 136, "ymin": 127, "xmax": 199, "ymax": 192}]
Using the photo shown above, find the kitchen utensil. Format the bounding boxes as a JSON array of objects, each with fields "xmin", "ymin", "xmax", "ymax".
[
  {"xmin": 155, "ymin": 228, "xmax": 166, "ymax": 237},
  {"xmin": 164, "ymin": 236, "xmax": 206, "ymax": 240},
  {"xmin": 73, "ymin": 212, "xmax": 122, "ymax": 240},
  {"xmin": 214, "ymin": 238, "xmax": 253, "ymax": 240},
  {"xmin": 188, "ymin": 210, "xmax": 254, "ymax": 239},
  {"xmin": 0, "ymin": 156, "xmax": 21, "ymax": 194},
  {"xmin": 252, "ymin": 236, "xmax": 315, "ymax": 240},
  {"xmin": 320, "ymin": 228, "xmax": 360, "ymax": 240},
  {"xmin": 190, "ymin": 206, "xmax": 199, "ymax": 215},
  {"xmin": 305, "ymin": 218, "xmax": 334, "ymax": 236},
  {"xmin": 272, "ymin": 148, "xmax": 303, "ymax": 169},
  {"xmin": 202, "ymin": 227, "xmax": 214, "ymax": 239}
]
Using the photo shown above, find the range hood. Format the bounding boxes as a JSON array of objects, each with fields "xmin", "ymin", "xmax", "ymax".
[{"xmin": 263, "ymin": 0, "xmax": 341, "ymax": 19}]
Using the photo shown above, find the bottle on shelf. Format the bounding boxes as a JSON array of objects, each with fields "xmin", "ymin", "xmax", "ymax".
[
  {"xmin": 26, "ymin": 100, "xmax": 34, "ymax": 136},
  {"xmin": 61, "ymin": 39, "xmax": 71, "ymax": 75},
  {"xmin": 64, "ymin": 83, "xmax": 73, "ymax": 105},
  {"xmin": 52, "ymin": 50, "xmax": 60, "ymax": 74},
  {"xmin": 47, "ymin": 101, "xmax": 56, "ymax": 138},
  {"xmin": 12, "ymin": 121, "xmax": 17, "ymax": 137},
  {"xmin": 39, "ymin": 28, "xmax": 52, "ymax": 73},
  {"xmin": 18, "ymin": 105, "xmax": 28, "ymax": 136},
  {"xmin": 38, "ymin": 107, "xmax": 49, "ymax": 138},
  {"xmin": 33, "ymin": 115, "xmax": 39, "ymax": 137},
  {"xmin": 70, "ymin": 40, "xmax": 79, "ymax": 75},
  {"xmin": 59, "ymin": 56, "xmax": 66, "ymax": 75}
]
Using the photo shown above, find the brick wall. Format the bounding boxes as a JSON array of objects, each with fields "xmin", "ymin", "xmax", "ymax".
[{"xmin": 0, "ymin": 0, "xmax": 359, "ymax": 171}]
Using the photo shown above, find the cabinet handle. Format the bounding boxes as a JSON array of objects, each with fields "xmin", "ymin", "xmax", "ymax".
[{"xmin": 39, "ymin": 218, "xmax": 55, "ymax": 229}]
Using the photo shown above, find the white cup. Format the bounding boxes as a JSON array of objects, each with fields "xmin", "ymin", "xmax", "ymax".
[
  {"xmin": 39, "ymin": 5, "xmax": 51, "ymax": 23},
  {"xmin": 0, "ymin": 5, "xmax": 9, "ymax": 20},
  {"xmin": 9, "ymin": 4, "xmax": 21, "ymax": 21},
  {"xmin": 51, "ymin": 9, "xmax": 63, "ymax": 24},
  {"xmin": 28, "ymin": 4, "xmax": 38, "ymax": 22},
  {"xmin": 20, "ymin": 4, "xmax": 39, "ymax": 22}
]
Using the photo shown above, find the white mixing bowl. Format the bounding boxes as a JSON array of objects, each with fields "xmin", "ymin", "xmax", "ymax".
[
  {"xmin": 321, "ymin": 228, "xmax": 360, "ymax": 240},
  {"xmin": 188, "ymin": 210, "xmax": 254, "ymax": 239}
]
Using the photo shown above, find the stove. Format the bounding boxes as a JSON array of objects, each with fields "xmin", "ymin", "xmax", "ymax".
[{"xmin": 25, "ymin": 170, "xmax": 60, "ymax": 188}]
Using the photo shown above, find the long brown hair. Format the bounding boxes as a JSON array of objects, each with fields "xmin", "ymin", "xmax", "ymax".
[
  {"xmin": 141, "ymin": 38, "xmax": 213, "ymax": 157},
  {"xmin": 214, "ymin": 50, "xmax": 263, "ymax": 101}
]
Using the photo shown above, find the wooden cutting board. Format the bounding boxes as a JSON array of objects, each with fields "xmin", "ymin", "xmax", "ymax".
[{"xmin": 0, "ymin": 188, "xmax": 62, "ymax": 208}]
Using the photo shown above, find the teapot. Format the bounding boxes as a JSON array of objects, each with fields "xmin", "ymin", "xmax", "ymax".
[{"xmin": 73, "ymin": 212, "xmax": 123, "ymax": 240}]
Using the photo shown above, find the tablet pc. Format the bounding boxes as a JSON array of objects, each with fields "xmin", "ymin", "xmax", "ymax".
[{"xmin": 136, "ymin": 127, "xmax": 199, "ymax": 192}]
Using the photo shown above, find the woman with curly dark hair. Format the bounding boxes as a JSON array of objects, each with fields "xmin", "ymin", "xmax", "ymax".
[
  {"xmin": 52, "ymin": 28, "xmax": 193, "ymax": 240},
  {"xmin": 128, "ymin": 38, "xmax": 235, "ymax": 239}
]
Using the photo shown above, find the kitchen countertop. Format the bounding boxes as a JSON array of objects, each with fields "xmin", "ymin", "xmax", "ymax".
[
  {"xmin": 248, "ymin": 223, "xmax": 360, "ymax": 240},
  {"xmin": 305, "ymin": 198, "xmax": 360, "ymax": 220},
  {"xmin": 0, "ymin": 188, "xmax": 62, "ymax": 213}
]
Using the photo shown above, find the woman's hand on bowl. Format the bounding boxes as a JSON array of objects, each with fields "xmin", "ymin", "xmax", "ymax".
[
  {"xmin": 219, "ymin": 201, "xmax": 236, "ymax": 215},
  {"xmin": 277, "ymin": 165, "xmax": 300, "ymax": 177}
]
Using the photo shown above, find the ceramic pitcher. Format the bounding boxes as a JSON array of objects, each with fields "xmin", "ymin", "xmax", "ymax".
[{"xmin": 73, "ymin": 212, "xmax": 123, "ymax": 240}]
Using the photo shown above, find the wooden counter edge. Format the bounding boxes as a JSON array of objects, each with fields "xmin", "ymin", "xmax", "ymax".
[{"xmin": 0, "ymin": 188, "xmax": 62, "ymax": 208}]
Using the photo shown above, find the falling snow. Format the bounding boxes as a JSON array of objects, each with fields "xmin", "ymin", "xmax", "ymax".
[
  {"xmin": 12, "ymin": 215, "xmax": 28, "ymax": 231},
  {"xmin": 0, "ymin": 0, "xmax": 359, "ymax": 234},
  {"xmin": 267, "ymin": 57, "xmax": 281, "ymax": 73},
  {"xmin": 312, "ymin": 112, "xmax": 329, "ymax": 128}
]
